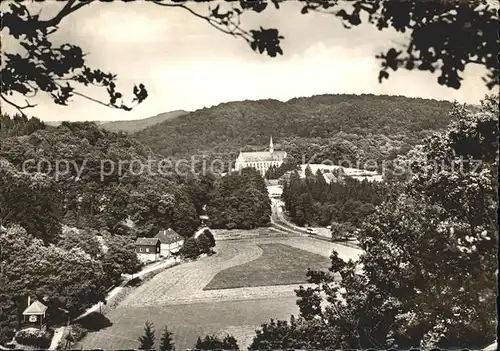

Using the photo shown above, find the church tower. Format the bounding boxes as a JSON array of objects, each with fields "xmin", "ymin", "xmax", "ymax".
[{"xmin": 269, "ymin": 136, "xmax": 274, "ymax": 154}]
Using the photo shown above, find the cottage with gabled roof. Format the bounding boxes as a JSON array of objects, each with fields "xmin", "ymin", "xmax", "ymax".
[
  {"xmin": 154, "ymin": 228, "xmax": 184, "ymax": 257},
  {"xmin": 23, "ymin": 297, "xmax": 47, "ymax": 328},
  {"xmin": 135, "ymin": 237, "xmax": 161, "ymax": 262},
  {"xmin": 234, "ymin": 136, "xmax": 287, "ymax": 176}
]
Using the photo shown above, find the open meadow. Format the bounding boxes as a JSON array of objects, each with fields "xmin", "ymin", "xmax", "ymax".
[
  {"xmin": 78, "ymin": 297, "xmax": 299, "ymax": 350},
  {"xmin": 204, "ymin": 243, "xmax": 331, "ymax": 290},
  {"xmin": 78, "ymin": 232, "xmax": 362, "ymax": 350}
]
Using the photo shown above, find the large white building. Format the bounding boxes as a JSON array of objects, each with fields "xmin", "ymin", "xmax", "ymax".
[{"xmin": 234, "ymin": 137, "xmax": 287, "ymax": 176}]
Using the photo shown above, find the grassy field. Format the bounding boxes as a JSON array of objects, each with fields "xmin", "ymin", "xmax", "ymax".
[
  {"xmin": 204, "ymin": 243, "xmax": 331, "ymax": 290},
  {"xmin": 77, "ymin": 297, "xmax": 299, "ymax": 350},
  {"xmin": 77, "ymin": 237, "xmax": 360, "ymax": 350}
]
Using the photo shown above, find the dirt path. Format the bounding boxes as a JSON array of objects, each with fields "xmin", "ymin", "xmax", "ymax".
[
  {"xmin": 48, "ymin": 327, "xmax": 65, "ymax": 350},
  {"xmin": 74, "ymin": 257, "xmax": 178, "ymax": 321}
]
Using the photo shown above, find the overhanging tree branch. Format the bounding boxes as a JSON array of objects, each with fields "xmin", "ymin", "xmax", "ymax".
[
  {"xmin": 38, "ymin": 0, "xmax": 95, "ymax": 29},
  {"xmin": 0, "ymin": 94, "xmax": 37, "ymax": 116},
  {"xmin": 148, "ymin": 1, "xmax": 252, "ymax": 42}
]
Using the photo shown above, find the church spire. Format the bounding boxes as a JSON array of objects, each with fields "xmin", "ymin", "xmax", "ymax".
[{"xmin": 269, "ymin": 136, "xmax": 274, "ymax": 153}]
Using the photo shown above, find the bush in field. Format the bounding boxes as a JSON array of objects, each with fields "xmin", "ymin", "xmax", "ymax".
[
  {"xmin": 202, "ymin": 229, "xmax": 216, "ymax": 248},
  {"xmin": 197, "ymin": 234, "xmax": 212, "ymax": 254},
  {"xmin": 180, "ymin": 237, "xmax": 200, "ymax": 259},
  {"xmin": 197, "ymin": 230, "xmax": 216, "ymax": 254}
]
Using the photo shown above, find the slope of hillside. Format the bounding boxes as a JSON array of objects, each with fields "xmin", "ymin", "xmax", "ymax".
[
  {"xmin": 133, "ymin": 94, "xmax": 454, "ymax": 169},
  {"xmin": 100, "ymin": 110, "xmax": 188, "ymax": 133}
]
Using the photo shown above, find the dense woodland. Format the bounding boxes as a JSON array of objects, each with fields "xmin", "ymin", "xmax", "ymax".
[
  {"xmin": 206, "ymin": 168, "xmax": 271, "ymax": 229},
  {"xmin": 134, "ymin": 94, "xmax": 455, "ymax": 171},
  {"xmin": 0, "ymin": 121, "xmax": 200, "ymax": 239},
  {"xmin": 0, "ymin": 113, "xmax": 46, "ymax": 139},
  {"xmin": 282, "ymin": 168, "xmax": 386, "ymax": 233}
]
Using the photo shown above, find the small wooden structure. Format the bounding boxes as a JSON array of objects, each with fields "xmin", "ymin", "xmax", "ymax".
[{"xmin": 22, "ymin": 298, "xmax": 48, "ymax": 329}]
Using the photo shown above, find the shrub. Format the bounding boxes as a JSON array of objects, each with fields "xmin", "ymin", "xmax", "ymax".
[
  {"xmin": 70, "ymin": 324, "xmax": 87, "ymax": 341},
  {"xmin": 194, "ymin": 334, "xmax": 239, "ymax": 350},
  {"xmin": 202, "ymin": 229, "xmax": 216, "ymax": 248},
  {"xmin": 180, "ymin": 237, "xmax": 200, "ymax": 259},
  {"xmin": 15, "ymin": 328, "xmax": 53, "ymax": 349},
  {"xmin": 196, "ymin": 234, "xmax": 212, "ymax": 254},
  {"xmin": 65, "ymin": 324, "xmax": 87, "ymax": 343},
  {"xmin": 76, "ymin": 312, "xmax": 112, "ymax": 332}
]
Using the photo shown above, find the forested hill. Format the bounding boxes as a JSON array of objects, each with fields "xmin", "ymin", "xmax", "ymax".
[
  {"xmin": 99, "ymin": 109, "xmax": 188, "ymax": 133},
  {"xmin": 42, "ymin": 110, "xmax": 188, "ymax": 133},
  {"xmin": 133, "ymin": 94, "xmax": 454, "ymax": 167}
]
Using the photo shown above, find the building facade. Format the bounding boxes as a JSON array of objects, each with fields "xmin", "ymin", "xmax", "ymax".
[
  {"xmin": 154, "ymin": 228, "xmax": 184, "ymax": 257},
  {"xmin": 135, "ymin": 237, "xmax": 161, "ymax": 262},
  {"xmin": 234, "ymin": 136, "xmax": 287, "ymax": 176}
]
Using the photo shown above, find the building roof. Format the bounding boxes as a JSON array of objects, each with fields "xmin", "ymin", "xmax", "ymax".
[
  {"xmin": 239, "ymin": 150, "xmax": 287, "ymax": 162},
  {"xmin": 135, "ymin": 237, "xmax": 160, "ymax": 246},
  {"xmin": 154, "ymin": 228, "xmax": 184, "ymax": 244},
  {"xmin": 23, "ymin": 300, "xmax": 48, "ymax": 315}
]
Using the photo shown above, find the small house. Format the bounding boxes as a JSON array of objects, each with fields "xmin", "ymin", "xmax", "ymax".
[
  {"xmin": 22, "ymin": 298, "xmax": 47, "ymax": 329},
  {"xmin": 135, "ymin": 237, "xmax": 161, "ymax": 262},
  {"xmin": 154, "ymin": 228, "xmax": 184, "ymax": 257}
]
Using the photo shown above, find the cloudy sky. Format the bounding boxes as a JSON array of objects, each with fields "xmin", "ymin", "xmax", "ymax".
[{"xmin": 2, "ymin": 1, "xmax": 492, "ymax": 122}]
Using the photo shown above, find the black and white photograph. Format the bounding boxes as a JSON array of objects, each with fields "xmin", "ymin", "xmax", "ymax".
[{"xmin": 0, "ymin": 0, "xmax": 498, "ymax": 350}]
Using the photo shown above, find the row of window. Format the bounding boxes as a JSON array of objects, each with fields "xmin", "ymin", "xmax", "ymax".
[
  {"xmin": 243, "ymin": 161, "xmax": 281, "ymax": 168},
  {"xmin": 138, "ymin": 247, "xmax": 160, "ymax": 253}
]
